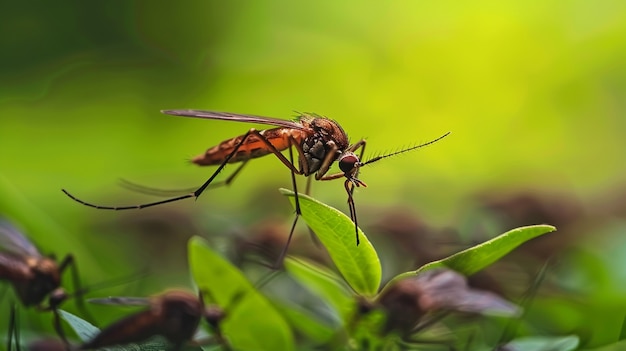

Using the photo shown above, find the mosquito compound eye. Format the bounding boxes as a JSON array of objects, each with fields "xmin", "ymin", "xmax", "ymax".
[{"xmin": 339, "ymin": 154, "xmax": 359, "ymax": 174}]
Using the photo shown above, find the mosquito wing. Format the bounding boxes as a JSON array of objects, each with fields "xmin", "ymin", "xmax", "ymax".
[
  {"xmin": 162, "ymin": 110, "xmax": 308, "ymax": 130},
  {"xmin": 0, "ymin": 220, "xmax": 42, "ymax": 258},
  {"xmin": 88, "ymin": 296, "xmax": 150, "ymax": 306}
]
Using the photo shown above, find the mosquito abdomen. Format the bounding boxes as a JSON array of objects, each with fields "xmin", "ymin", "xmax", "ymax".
[{"xmin": 192, "ymin": 128, "xmax": 304, "ymax": 166}]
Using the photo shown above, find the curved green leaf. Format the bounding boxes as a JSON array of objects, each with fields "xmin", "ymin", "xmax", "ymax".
[
  {"xmin": 188, "ymin": 236, "xmax": 294, "ymax": 351},
  {"xmin": 59, "ymin": 310, "xmax": 99, "ymax": 343},
  {"xmin": 280, "ymin": 189, "xmax": 381, "ymax": 296},
  {"xmin": 383, "ymin": 225, "xmax": 556, "ymax": 292}
]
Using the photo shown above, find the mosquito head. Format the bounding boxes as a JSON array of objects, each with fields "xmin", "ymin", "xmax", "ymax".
[
  {"xmin": 339, "ymin": 152, "xmax": 367, "ymax": 190},
  {"xmin": 47, "ymin": 288, "xmax": 68, "ymax": 310},
  {"xmin": 338, "ymin": 152, "xmax": 362, "ymax": 176}
]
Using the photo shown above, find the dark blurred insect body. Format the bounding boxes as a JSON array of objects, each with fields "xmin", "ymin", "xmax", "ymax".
[
  {"xmin": 0, "ymin": 220, "xmax": 86, "ymax": 349},
  {"xmin": 82, "ymin": 290, "xmax": 229, "ymax": 350},
  {"xmin": 62, "ymin": 110, "xmax": 449, "ymax": 266}
]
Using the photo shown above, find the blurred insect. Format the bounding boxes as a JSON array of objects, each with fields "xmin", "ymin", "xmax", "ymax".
[
  {"xmin": 374, "ymin": 268, "xmax": 520, "ymax": 348},
  {"xmin": 81, "ymin": 289, "xmax": 232, "ymax": 350},
  {"xmin": 62, "ymin": 110, "xmax": 450, "ymax": 266},
  {"xmin": 0, "ymin": 219, "xmax": 89, "ymax": 349}
]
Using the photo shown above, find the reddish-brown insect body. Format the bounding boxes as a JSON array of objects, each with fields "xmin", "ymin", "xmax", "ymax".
[
  {"xmin": 81, "ymin": 290, "xmax": 226, "ymax": 350},
  {"xmin": 191, "ymin": 115, "xmax": 350, "ymax": 177}
]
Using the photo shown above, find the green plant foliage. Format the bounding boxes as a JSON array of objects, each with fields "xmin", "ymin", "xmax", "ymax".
[
  {"xmin": 280, "ymin": 189, "xmax": 381, "ymax": 296},
  {"xmin": 383, "ymin": 225, "xmax": 556, "ymax": 291},
  {"xmin": 188, "ymin": 236, "xmax": 295, "ymax": 351},
  {"xmin": 501, "ymin": 335, "xmax": 579, "ymax": 351}
]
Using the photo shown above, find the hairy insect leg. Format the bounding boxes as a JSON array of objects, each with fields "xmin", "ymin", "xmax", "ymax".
[
  {"xmin": 50, "ymin": 309, "xmax": 69, "ymax": 350},
  {"xmin": 273, "ymin": 144, "xmax": 302, "ymax": 269},
  {"xmin": 317, "ymin": 140, "xmax": 368, "ymax": 246},
  {"xmin": 57, "ymin": 255, "xmax": 95, "ymax": 325},
  {"xmin": 303, "ymin": 176, "xmax": 322, "ymax": 248},
  {"xmin": 344, "ymin": 179, "xmax": 360, "ymax": 246},
  {"xmin": 117, "ymin": 161, "xmax": 250, "ymax": 197}
]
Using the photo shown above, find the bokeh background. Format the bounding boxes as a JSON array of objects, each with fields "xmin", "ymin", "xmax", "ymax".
[{"xmin": 2, "ymin": 0, "xmax": 626, "ymax": 348}]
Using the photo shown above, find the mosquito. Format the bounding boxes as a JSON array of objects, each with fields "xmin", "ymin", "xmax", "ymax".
[
  {"xmin": 82, "ymin": 289, "xmax": 233, "ymax": 350},
  {"xmin": 0, "ymin": 219, "xmax": 90, "ymax": 350},
  {"xmin": 62, "ymin": 110, "xmax": 450, "ymax": 265}
]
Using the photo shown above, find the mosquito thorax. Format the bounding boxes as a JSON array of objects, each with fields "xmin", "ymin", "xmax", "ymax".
[{"xmin": 299, "ymin": 117, "xmax": 350, "ymax": 175}]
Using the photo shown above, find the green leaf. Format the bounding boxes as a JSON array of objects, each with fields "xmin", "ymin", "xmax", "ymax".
[
  {"xmin": 284, "ymin": 257, "xmax": 354, "ymax": 323},
  {"xmin": 280, "ymin": 188, "xmax": 381, "ymax": 296},
  {"xmin": 188, "ymin": 236, "xmax": 295, "ymax": 351},
  {"xmin": 59, "ymin": 310, "xmax": 100, "ymax": 343},
  {"xmin": 502, "ymin": 335, "xmax": 579, "ymax": 351},
  {"xmin": 383, "ymin": 225, "xmax": 556, "ymax": 290}
]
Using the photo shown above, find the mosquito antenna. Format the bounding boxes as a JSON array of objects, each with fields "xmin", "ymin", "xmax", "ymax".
[{"xmin": 360, "ymin": 132, "xmax": 450, "ymax": 167}]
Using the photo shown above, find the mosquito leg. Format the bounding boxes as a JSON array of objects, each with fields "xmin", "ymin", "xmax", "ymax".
[
  {"xmin": 51, "ymin": 309, "xmax": 70, "ymax": 350},
  {"xmin": 301, "ymin": 176, "xmax": 323, "ymax": 248},
  {"xmin": 305, "ymin": 175, "xmax": 313, "ymax": 195},
  {"xmin": 62, "ymin": 130, "xmax": 302, "ymax": 210},
  {"xmin": 344, "ymin": 179, "xmax": 360, "ymax": 246},
  {"xmin": 273, "ymin": 145, "xmax": 301, "ymax": 269},
  {"xmin": 350, "ymin": 140, "xmax": 367, "ymax": 196},
  {"xmin": 58, "ymin": 255, "xmax": 96, "ymax": 324}
]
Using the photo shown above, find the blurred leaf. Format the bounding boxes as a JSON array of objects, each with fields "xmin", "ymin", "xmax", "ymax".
[
  {"xmin": 502, "ymin": 335, "xmax": 579, "ymax": 351},
  {"xmin": 284, "ymin": 257, "xmax": 354, "ymax": 322},
  {"xmin": 384, "ymin": 225, "xmax": 556, "ymax": 291},
  {"xmin": 59, "ymin": 310, "xmax": 99, "ymax": 343},
  {"xmin": 280, "ymin": 189, "xmax": 381, "ymax": 296},
  {"xmin": 273, "ymin": 300, "xmax": 336, "ymax": 343},
  {"xmin": 188, "ymin": 236, "xmax": 294, "ymax": 351}
]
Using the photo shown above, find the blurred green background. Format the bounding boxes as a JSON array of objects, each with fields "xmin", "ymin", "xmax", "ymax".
[{"xmin": 2, "ymin": 0, "xmax": 626, "ymax": 348}]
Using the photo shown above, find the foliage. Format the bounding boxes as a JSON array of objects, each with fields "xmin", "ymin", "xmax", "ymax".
[{"xmin": 59, "ymin": 193, "xmax": 558, "ymax": 350}]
